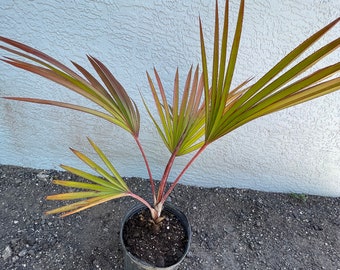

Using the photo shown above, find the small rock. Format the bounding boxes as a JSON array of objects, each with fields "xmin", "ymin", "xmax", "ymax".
[
  {"xmin": 92, "ymin": 259, "xmax": 101, "ymax": 268},
  {"xmin": 255, "ymin": 221, "xmax": 261, "ymax": 227},
  {"xmin": 49, "ymin": 238, "xmax": 57, "ymax": 246},
  {"xmin": 2, "ymin": 246, "xmax": 12, "ymax": 260},
  {"xmin": 37, "ymin": 171, "xmax": 49, "ymax": 181},
  {"xmin": 35, "ymin": 253, "xmax": 41, "ymax": 259},
  {"xmin": 25, "ymin": 236, "xmax": 36, "ymax": 246},
  {"xmin": 10, "ymin": 238, "xmax": 20, "ymax": 246},
  {"xmin": 14, "ymin": 178, "xmax": 22, "ymax": 184},
  {"xmin": 248, "ymin": 242, "xmax": 255, "ymax": 250},
  {"xmin": 18, "ymin": 249, "xmax": 27, "ymax": 257},
  {"xmin": 206, "ymin": 239, "xmax": 214, "ymax": 249},
  {"xmin": 186, "ymin": 251, "xmax": 194, "ymax": 258}
]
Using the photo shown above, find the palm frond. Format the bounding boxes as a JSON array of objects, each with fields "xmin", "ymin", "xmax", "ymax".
[
  {"xmin": 44, "ymin": 139, "xmax": 130, "ymax": 217},
  {"xmin": 0, "ymin": 36, "xmax": 140, "ymax": 136},
  {"xmin": 200, "ymin": 0, "xmax": 339, "ymax": 143},
  {"xmin": 144, "ymin": 66, "xmax": 205, "ymax": 156}
]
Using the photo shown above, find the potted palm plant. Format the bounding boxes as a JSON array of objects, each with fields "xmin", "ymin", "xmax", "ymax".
[{"xmin": 1, "ymin": 0, "xmax": 339, "ymax": 269}]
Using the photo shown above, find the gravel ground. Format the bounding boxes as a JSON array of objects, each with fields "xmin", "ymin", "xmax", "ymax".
[{"xmin": 1, "ymin": 165, "xmax": 339, "ymax": 270}]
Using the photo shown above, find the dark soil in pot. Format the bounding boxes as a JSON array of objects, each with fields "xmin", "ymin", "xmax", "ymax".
[{"xmin": 121, "ymin": 204, "xmax": 190, "ymax": 268}]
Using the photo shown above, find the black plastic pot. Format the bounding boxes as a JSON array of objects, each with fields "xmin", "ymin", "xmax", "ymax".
[{"xmin": 120, "ymin": 203, "xmax": 192, "ymax": 270}]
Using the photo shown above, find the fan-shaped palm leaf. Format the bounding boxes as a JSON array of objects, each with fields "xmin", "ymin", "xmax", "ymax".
[
  {"xmin": 0, "ymin": 36, "xmax": 140, "ymax": 136},
  {"xmin": 200, "ymin": 0, "xmax": 340, "ymax": 143},
  {"xmin": 45, "ymin": 138, "xmax": 130, "ymax": 217},
  {"xmin": 144, "ymin": 66, "xmax": 205, "ymax": 156}
]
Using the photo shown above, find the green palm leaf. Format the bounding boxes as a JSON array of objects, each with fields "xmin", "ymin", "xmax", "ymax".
[
  {"xmin": 144, "ymin": 66, "xmax": 205, "ymax": 156},
  {"xmin": 44, "ymin": 139, "xmax": 130, "ymax": 217},
  {"xmin": 200, "ymin": 0, "xmax": 339, "ymax": 143}
]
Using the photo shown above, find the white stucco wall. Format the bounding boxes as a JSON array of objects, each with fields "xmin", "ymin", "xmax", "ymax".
[{"xmin": 0, "ymin": 0, "xmax": 339, "ymax": 196}]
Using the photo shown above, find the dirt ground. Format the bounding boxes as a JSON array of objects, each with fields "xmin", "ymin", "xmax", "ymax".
[{"xmin": 0, "ymin": 165, "xmax": 339, "ymax": 270}]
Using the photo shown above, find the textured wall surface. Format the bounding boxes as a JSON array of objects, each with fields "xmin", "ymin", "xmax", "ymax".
[{"xmin": 0, "ymin": 0, "xmax": 339, "ymax": 196}]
